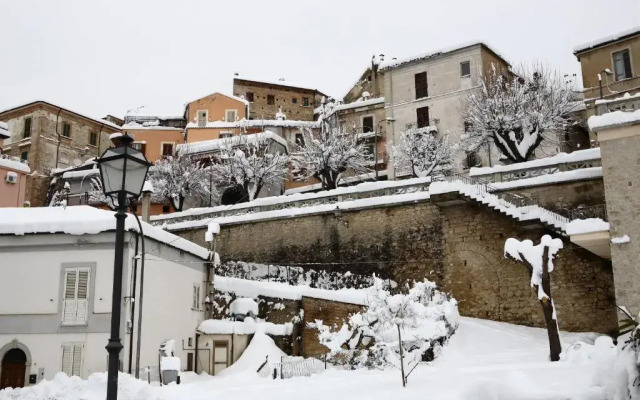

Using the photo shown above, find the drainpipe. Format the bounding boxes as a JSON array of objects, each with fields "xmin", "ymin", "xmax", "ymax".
[
  {"xmin": 387, "ymin": 71, "xmax": 396, "ymax": 180},
  {"xmin": 194, "ymin": 333, "xmax": 200, "ymax": 374},
  {"xmin": 55, "ymin": 108, "xmax": 63, "ymax": 169}
]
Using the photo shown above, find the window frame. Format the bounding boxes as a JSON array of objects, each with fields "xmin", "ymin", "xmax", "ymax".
[
  {"xmin": 292, "ymin": 97, "xmax": 298, "ymax": 104},
  {"xmin": 612, "ymin": 48, "xmax": 633, "ymax": 82},
  {"xmin": 192, "ymin": 283, "xmax": 201, "ymax": 310},
  {"xmin": 23, "ymin": 117, "xmax": 32, "ymax": 138},
  {"xmin": 219, "ymin": 131, "xmax": 233, "ymax": 139},
  {"xmin": 460, "ymin": 61, "xmax": 471, "ymax": 78},
  {"xmin": 267, "ymin": 95, "xmax": 275, "ymax": 106},
  {"xmin": 89, "ymin": 131, "xmax": 97, "ymax": 146},
  {"xmin": 61, "ymin": 343, "xmax": 84, "ymax": 377},
  {"xmin": 246, "ymin": 92, "xmax": 254, "ymax": 102},
  {"xmin": 416, "ymin": 106, "xmax": 430, "ymax": 129},
  {"xmin": 361, "ymin": 115, "xmax": 375, "ymax": 133},
  {"xmin": 160, "ymin": 142, "xmax": 175, "ymax": 157},
  {"xmin": 414, "ymin": 71, "xmax": 429, "ymax": 99},
  {"xmin": 225, "ymin": 109, "xmax": 238, "ymax": 122},
  {"xmin": 301, "ymin": 97, "xmax": 309, "ymax": 107},
  {"xmin": 62, "ymin": 122, "xmax": 71, "ymax": 138},
  {"xmin": 61, "ymin": 267, "xmax": 91, "ymax": 326},
  {"xmin": 196, "ymin": 110, "xmax": 208, "ymax": 127}
]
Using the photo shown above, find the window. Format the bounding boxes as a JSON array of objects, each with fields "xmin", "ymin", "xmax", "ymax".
[
  {"xmin": 62, "ymin": 123, "xmax": 71, "ymax": 138},
  {"xmin": 197, "ymin": 110, "xmax": 207, "ymax": 127},
  {"xmin": 246, "ymin": 92, "xmax": 254, "ymax": 102},
  {"xmin": 161, "ymin": 143, "xmax": 174, "ymax": 157},
  {"xmin": 192, "ymin": 284, "xmax": 201, "ymax": 310},
  {"xmin": 416, "ymin": 106, "xmax": 430, "ymax": 129},
  {"xmin": 132, "ymin": 142, "xmax": 147, "ymax": 155},
  {"xmin": 613, "ymin": 49, "xmax": 632, "ymax": 81},
  {"xmin": 187, "ymin": 353, "xmax": 194, "ymax": 371},
  {"xmin": 62, "ymin": 268, "xmax": 90, "ymax": 325},
  {"xmin": 267, "ymin": 95, "xmax": 275, "ymax": 105},
  {"xmin": 89, "ymin": 132, "xmax": 97, "ymax": 146},
  {"xmin": 362, "ymin": 116, "xmax": 374, "ymax": 133},
  {"xmin": 295, "ymin": 133, "xmax": 304, "ymax": 147},
  {"xmin": 220, "ymin": 131, "xmax": 233, "ymax": 139},
  {"xmin": 292, "ymin": 97, "xmax": 298, "ymax": 104},
  {"xmin": 162, "ymin": 205, "xmax": 170, "ymax": 213},
  {"xmin": 225, "ymin": 109, "xmax": 237, "ymax": 122},
  {"xmin": 301, "ymin": 97, "xmax": 309, "ymax": 107},
  {"xmin": 20, "ymin": 151, "xmax": 28, "ymax": 162},
  {"xmin": 23, "ymin": 117, "xmax": 32, "ymax": 138},
  {"xmin": 61, "ymin": 343, "xmax": 83, "ymax": 376},
  {"xmin": 460, "ymin": 61, "xmax": 471, "ymax": 77},
  {"xmin": 415, "ymin": 72, "xmax": 428, "ymax": 99}
]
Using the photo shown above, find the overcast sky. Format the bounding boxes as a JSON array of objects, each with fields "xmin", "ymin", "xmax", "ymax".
[{"xmin": 1, "ymin": 0, "xmax": 638, "ymax": 119}]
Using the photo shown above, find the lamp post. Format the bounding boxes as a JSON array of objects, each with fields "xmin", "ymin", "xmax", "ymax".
[{"xmin": 97, "ymin": 132, "xmax": 151, "ymax": 400}]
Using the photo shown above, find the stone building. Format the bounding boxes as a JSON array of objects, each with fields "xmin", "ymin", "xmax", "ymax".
[
  {"xmin": 380, "ymin": 43, "xmax": 511, "ymax": 175},
  {"xmin": 233, "ymin": 77, "xmax": 326, "ymax": 121},
  {"xmin": 0, "ymin": 101, "xmax": 121, "ymax": 206},
  {"xmin": 573, "ymin": 26, "xmax": 640, "ymax": 119}
]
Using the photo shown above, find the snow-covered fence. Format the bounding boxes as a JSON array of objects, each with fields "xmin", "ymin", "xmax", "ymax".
[{"xmin": 269, "ymin": 355, "xmax": 326, "ymax": 379}]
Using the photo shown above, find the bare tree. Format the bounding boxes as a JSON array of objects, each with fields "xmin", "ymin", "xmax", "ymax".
[
  {"xmin": 150, "ymin": 155, "xmax": 216, "ymax": 211},
  {"xmin": 462, "ymin": 65, "xmax": 577, "ymax": 163},
  {"xmin": 211, "ymin": 133, "xmax": 289, "ymax": 202},
  {"xmin": 390, "ymin": 127, "xmax": 456, "ymax": 178},
  {"xmin": 504, "ymin": 235, "xmax": 564, "ymax": 361}
]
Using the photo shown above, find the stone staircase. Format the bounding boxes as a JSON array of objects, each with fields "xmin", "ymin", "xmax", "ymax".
[{"xmin": 431, "ymin": 174, "xmax": 570, "ymax": 235}]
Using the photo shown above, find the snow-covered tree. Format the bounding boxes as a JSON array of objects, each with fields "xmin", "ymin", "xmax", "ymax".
[
  {"xmin": 313, "ymin": 276, "xmax": 459, "ymax": 387},
  {"xmin": 462, "ymin": 65, "xmax": 577, "ymax": 163},
  {"xmin": 390, "ymin": 127, "xmax": 456, "ymax": 178},
  {"xmin": 49, "ymin": 182, "xmax": 71, "ymax": 207},
  {"xmin": 87, "ymin": 177, "xmax": 116, "ymax": 210},
  {"xmin": 504, "ymin": 235, "xmax": 563, "ymax": 361},
  {"xmin": 210, "ymin": 133, "xmax": 289, "ymax": 202},
  {"xmin": 150, "ymin": 155, "xmax": 216, "ymax": 211}
]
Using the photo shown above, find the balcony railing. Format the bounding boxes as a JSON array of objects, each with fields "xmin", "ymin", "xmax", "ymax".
[{"xmin": 0, "ymin": 153, "xmax": 29, "ymax": 166}]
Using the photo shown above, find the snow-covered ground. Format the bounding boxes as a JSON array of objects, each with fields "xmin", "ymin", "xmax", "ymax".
[{"xmin": 1, "ymin": 317, "xmax": 618, "ymax": 400}]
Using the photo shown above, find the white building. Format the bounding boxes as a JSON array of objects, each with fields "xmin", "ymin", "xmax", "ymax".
[{"xmin": 0, "ymin": 206, "xmax": 211, "ymax": 389}]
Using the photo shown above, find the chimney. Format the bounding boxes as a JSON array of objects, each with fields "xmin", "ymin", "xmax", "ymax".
[{"xmin": 141, "ymin": 181, "xmax": 154, "ymax": 222}]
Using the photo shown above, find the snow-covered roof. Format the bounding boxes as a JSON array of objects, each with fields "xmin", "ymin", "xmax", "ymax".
[
  {"xmin": 122, "ymin": 121, "xmax": 184, "ymax": 131},
  {"xmin": 380, "ymin": 41, "xmax": 508, "ymax": 70},
  {"xmin": 588, "ymin": 109, "xmax": 640, "ymax": 131},
  {"xmin": 61, "ymin": 168, "xmax": 99, "ymax": 180},
  {"xmin": 185, "ymin": 91, "xmax": 250, "ymax": 107},
  {"xmin": 185, "ymin": 118, "xmax": 318, "ymax": 129},
  {"xmin": 594, "ymin": 92, "xmax": 640, "ymax": 106},
  {"xmin": 230, "ymin": 298, "xmax": 259, "ymax": 316},
  {"xmin": 469, "ymin": 148, "xmax": 601, "ymax": 176},
  {"xmin": 565, "ymin": 218, "xmax": 610, "ymax": 235},
  {"xmin": 573, "ymin": 26, "xmax": 640, "ymax": 55},
  {"xmin": 177, "ymin": 131, "xmax": 288, "ymax": 155},
  {"xmin": 0, "ymin": 100, "xmax": 121, "ymax": 130},
  {"xmin": 234, "ymin": 76, "xmax": 325, "ymax": 94},
  {"xmin": 0, "ymin": 206, "xmax": 210, "ymax": 260},
  {"xmin": 323, "ymin": 97, "xmax": 385, "ymax": 118},
  {"xmin": 213, "ymin": 275, "xmax": 369, "ymax": 305},
  {"xmin": 197, "ymin": 318, "xmax": 293, "ymax": 336},
  {"xmin": 0, "ymin": 156, "xmax": 30, "ymax": 173},
  {"xmin": 0, "ymin": 121, "xmax": 9, "ymax": 139}
]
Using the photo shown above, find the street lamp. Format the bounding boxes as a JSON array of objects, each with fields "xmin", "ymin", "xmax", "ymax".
[{"xmin": 97, "ymin": 132, "xmax": 151, "ymax": 400}]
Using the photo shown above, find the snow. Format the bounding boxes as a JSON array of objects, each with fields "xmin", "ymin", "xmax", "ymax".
[
  {"xmin": 380, "ymin": 41, "xmax": 507, "ymax": 70},
  {"xmin": 611, "ymin": 235, "xmax": 630, "ymax": 244},
  {"xmin": 594, "ymin": 91, "xmax": 640, "ymax": 105},
  {"xmin": 197, "ymin": 319, "xmax": 293, "ymax": 336},
  {"xmin": 213, "ymin": 275, "xmax": 369, "ymax": 305},
  {"xmin": 234, "ymin": 76, "xmax": 323, "ymax": 93},
  {"xmin": 470, "ymin": 148, "xmax": 601, "ymax": 176},
  {"xmin": 160, "ymin": 357, "xmax": 181, "ymax": 371},
  {"xmin": 504, "ymin": 235, "xmax": 563, "ymax": 300},
  {"xmin": 0, "ymin": 206, "xmax": 210, "ymax": 260},
  {"xmin": 205, "ymin": 222, "xmax": 220, "ymax": 242},
  {"xmin": 0, "ymin": 100, "xmax": 122, "ymax": 130},
  {"xmin": 2, "ymin": 317, "xmax": 614, "ymax": 400},
  {"xmin": 573, "ymin": 26, "xmax": 640, "ymax": 54},
  {"xmin": 61, "ymin": 168, "xmax": 99, "ymax": 179},
  {"xmin": 487, "ymin": 167, "xmax": 603, "ymax": 190},
  {"xmin": 230, "ymin": 298, "xmax": 259, "ymax": 316},
  {"xmin": 185, "ymin": 118, "xmax": 318, "ymax": 129},
  {"xmin": 323, "ymin": 97, "xmax": 385, "ymax": 117},
  {"xmin": 565, "ymin": 218, "xmax": 610, "ymax": 235},
  {"xmin": 0, "ymin": 156, "xmax": 31, "ymax": 173},
  {"xmin": 588, "ymin": 109, "xmax": 640, "ymax": 130},
  {"xmin": 109, "ymin": 132, "xmax": 123, "ymax": 140},
  {"xmin": 177, "ymin": 131, "xmax": 287, "ymax": 155},
  {"xmin": 142, "ymin": 180, "xmax": 154, "ymax": 193},
  {"xmin": 122, "ymin": 122, "xmax": 184, "ymax": 131}
]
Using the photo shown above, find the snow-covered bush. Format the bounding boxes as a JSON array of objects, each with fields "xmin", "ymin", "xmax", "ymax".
[
  {"xmin": 210, "ymin": 133, "xmax": 289, "ymax": 202},
  {"xmin": 390, "ymin": 127, "xmax": 456, "ymax": 178},
  {"xmin": 311, "ymin": 276, "xmax": 458, "ymax": 386},
  {"xmin": 462, "ymin": 64, "xmax": 577, "ymax": 163},
  {"xmin": 49, "ymin": 182, "xmax": 71, "ymax": 207},
  {"xmin": 504, "ymin": 235, "xmax": 563, "ymax": 361},
  {"xmin": 149, "ymin": 155, "xmax": 216, "ymax": 211}
]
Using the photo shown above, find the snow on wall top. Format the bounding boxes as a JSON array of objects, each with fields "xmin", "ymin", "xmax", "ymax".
[
  {"xmin": 594, "ymin": 92, "xmax": 640, "ymax": 106},
  {"xmin": 177, "ymin": 131, "xmax": 288, "ymax": 156},
  {"xmin": 565, "ymin": 218, "xmax": 610, "ymax": 235},
  {"xmin": 0, "ymin": 206, "xmax": 210, "ymax": 259},
  {"xmin": 213, "ymin": 275, "xmax": 369, "ymax": 305},
  {"xmin": 230, "ymin": 298, "xmax": 259, "ymax": 316},
  {"xmin": 573, "ymin": 26, "xmax": 640, "ymax": 54},
  {"xmin": 185, "ymin": 118, "xmax": 318, "ymax": 130},
  {"xmin": 588, "ymin": 109, "xmax": 640, "ymax": 131},
  {"xmin": 197, "ymin": 318, "xmax": 293, "ymax": 336},
  {"xmin": 61, "ymin": 168, "xmax": 99, "ymax": 180},
  {"xmin": 0, "ymin": 157, "xmax": 31, "ymax": 174},
  {"xmin": 122, "ymin": 121, "xmax": 184, "ymax": 131},
  {"xmin": 379, "ymin": 41, "xmax": 506, "ymax": 70},
  {"xmin": 469, "ymin": 148, "xmax": 601, "ymax": 176}
]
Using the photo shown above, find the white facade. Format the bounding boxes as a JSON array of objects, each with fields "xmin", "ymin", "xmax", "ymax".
[{"xmin": 0, "ymin": 211, "xmax": 209, "ymax": 388}]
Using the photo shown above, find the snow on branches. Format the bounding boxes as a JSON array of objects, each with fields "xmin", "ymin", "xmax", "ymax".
[
  {"xmin": 150, "ymin": 155, "xmax": 216, "ymax": 211},
  {"xmin": 462, "ymin": 64, "xmax": 578, "ymax": 163},
  {"xmin": 210, "ymin": 133, "xmax": 289, "ymax": 202},
  {"xmin": 390, "ymin": 127, "xmax": 456, "ymax": 178},
  {"xmin": 312, "ymin": 276, "xmax": 458, "ymax": 386}
]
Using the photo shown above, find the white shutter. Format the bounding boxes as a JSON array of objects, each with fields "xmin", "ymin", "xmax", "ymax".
[
  {"xmin": 197, "ymin": 286, "xmax": 201, "ymax": 310},
  {"xmin": 72, "ymin": 344, "xmax": 83, "ymax": 376},
  {"xmin": 61, "ymin": 344, "xmax": 73, "ymax": 375},
  {"xmin": 62, "ymin": 268, "xmax": 90, "ymax": 325},
  {"xmin": 75, "ymin": 270, "xmax": 89, "ymax": 324}
]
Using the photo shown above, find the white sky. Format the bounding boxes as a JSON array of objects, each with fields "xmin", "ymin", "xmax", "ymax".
[{"xmin": 1, "ymin": 0, "xmax": 638, "ymax": 119}]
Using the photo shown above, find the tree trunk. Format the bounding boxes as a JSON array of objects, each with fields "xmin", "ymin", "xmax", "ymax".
[
  {"xmin": 397, "ymin": 324, "xmax": 406, "ymax": 387},
  {"xmin": 540, "ymin": 247, "xmax": 562, "ymax": 361}
]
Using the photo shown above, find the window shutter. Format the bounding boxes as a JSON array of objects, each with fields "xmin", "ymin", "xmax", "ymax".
[
  {"xmin": 72, "ymin": 345, "xmax": 82, "ymax": 376},
  {"xmin": 623, "ymin": 50, "xmax": 632, "ymax": 79},
  {"xmin": 62, "ymin": 270, "xmax": 78, "ymax": 324},
  {"xmin": 61, "ymin": 344, "xmax": 73, "ymax": 375},
  {"xmin": 76, "ymin": 270, "xmax": 89, "ymax": 324},
  {"xmin": 415, "ymin": 72, "xmax": 428, "ymax": 99}
]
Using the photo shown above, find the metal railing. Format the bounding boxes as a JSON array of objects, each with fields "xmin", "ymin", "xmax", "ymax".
[
  {"xmin": 567, "ymin": 204, "xmax": 608, "ymax": 221},
  {"xmin": 0, "ymin": 153, "xmax": 29, "ymax": 166},
  {"xmin": 471, "ymin": 157, "xmax": 601, "ymax": 184},
  {"xmin": 264, "ymin": 355, "xmax": 327, "ymax": 379}
]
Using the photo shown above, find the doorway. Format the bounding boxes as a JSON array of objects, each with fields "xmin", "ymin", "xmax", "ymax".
[{"xmin": 1, "ymin": 348, "xmax": 27, "ymax": 389}]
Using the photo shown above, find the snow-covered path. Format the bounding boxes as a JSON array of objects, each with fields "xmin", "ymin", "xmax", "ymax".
[{"xmin": 0, "ymin": 318, "xmax": 609, "ymax": 400}]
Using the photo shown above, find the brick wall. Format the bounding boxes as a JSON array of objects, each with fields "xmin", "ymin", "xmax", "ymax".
[
  {"xmin": 500, "ymin": 179, "xmax": 606, "ymax": 214},
  {"xmin": 233, "ymin": 79, "xmax": 318, "ymax": 121}
]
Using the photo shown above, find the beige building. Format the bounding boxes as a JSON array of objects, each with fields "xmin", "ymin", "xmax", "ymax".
[
  {"xmin": 574, "ymin": 27, "xmax": 640, "ymax": 118},
  {"xmin": 184, "ymin": 92, "xmax": 249, "ymax": 143},
  {"xmin": 0, "ymin": 101, "xmax": 121, "ymax": 206},
  {"xmin": 380, "ymin": 43, "xmax": 511, "ymax": 176},
  {"xmin": 233, "ymin": 77, "xmax": 325, "ymax": 121},
  {"xmin": 122, "ymin": 113, "xmax": 186, "ymax": 163}
]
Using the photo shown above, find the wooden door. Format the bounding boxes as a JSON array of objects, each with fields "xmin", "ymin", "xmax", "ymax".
[
  {"xmin": 213, "ymin": 341, "xmax": 229, "ymax": 375},
  {"xmin": 1, "ymin": 348, "xmax": 27, "ymax": 389}
]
